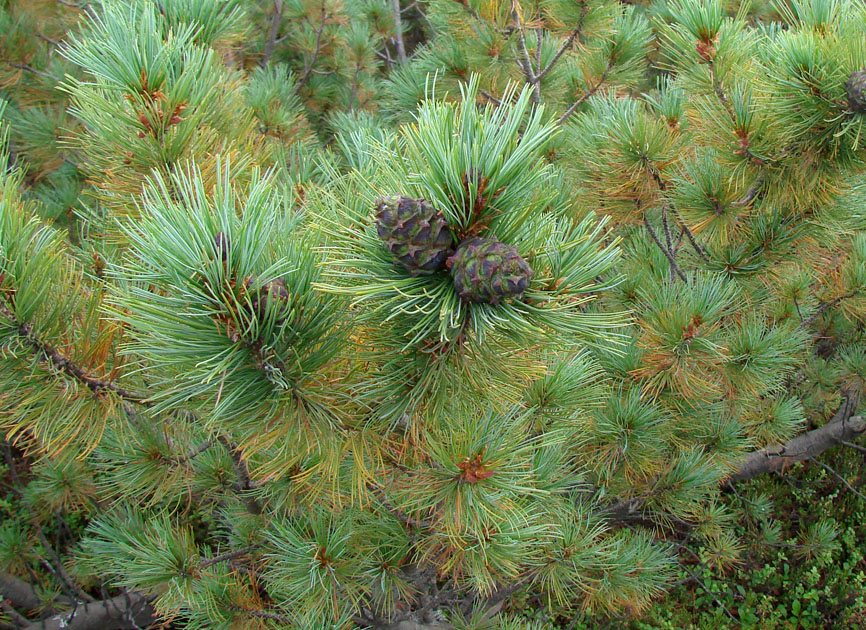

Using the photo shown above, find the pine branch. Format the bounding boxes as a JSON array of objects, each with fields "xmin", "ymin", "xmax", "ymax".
[
  {"xmin": 534, "ymin": 5, "xmax": 589, "ymax": 82},
  {"xmin": 0, "ymin": 295, "xmax": 146, "ymax": 404},
  {"xmin": 647, "ymin": 168, "xmax": 710, "ymax": 262},
  {"xmin": 33, "ymin": 529, "xmax": 93, "ymax": 604},
  {"xmin": 0, "ymin": 597, "xmax": 29, "ymax": 629},
  {"xmin": 4, "ymin": 62, "xmax": 55, "ymax": 82},
  {"xmin": 171, "ymin": 439, "xmax": 214, "ymax": 465},
  {"xmin": 730, "ymin": 395, "xmax": 864, "ymax": 482},
  {"xmin": 391, "ymin": 0, "xmax": 407, "ymax": 63},
  {"xmin": 708, "ymin": 60, "xmax": 766, "ymax": 167},
  {"xmin": 731, "ymin": 173, "xmax": 765, "ymax": 207},
  {"xmin": 216, "ymin": 436, "xmax": 264, "ymax": 515},
  {"xmin": 20, "ymin": 592, "xmax": 155, "ymax": 630},
  {"xmin": 56, "ymin": 0, "xmax": 98, "ymax": 20},
  {"xmin": 2, "ymin": 447, "xmax": 93, "ymax": 605},
  {"xmin": 675, "ymin": 545, "xmax": 738, "ymax": 623},
  {"xmin": 261, "ymin": 0, "xmax": 284, "ymax": 68},
  {"xmin": 296, "ymin": 5, "xmax": 328, "ymax": 91},
  {"xmin": 510, "ymin": 0, "xmax": 540, "ymax": 103},
  {"xmin": 14, "ymin": 321, "xmax": 149, "ymax": 405},
  {"xmin": 642, "ymin": 212, "xmax": 688, "ymax": 282},
  {"xmin": 667, "ymin": 204, "xmax": 710, "ymax": 262},
  {"xmin": 797, "ymin": 292, "xmax": 858, "ymax": 329},
  {"xmin": 479, "ymin": 89, "xmax": 502, "ymax": 105},
  {"xmin": 451, "ymin": 0, "xmax": 483, "ymax": 25},
  {"xmin": 199, "ymin": 544, "xmax": 261, "ymax": 569},
  {"xmin": 662, "ymin": 206, "xmax": 672, "ymax": 253},
  {"xmin": 807, "ymin": 456, "xmax": 866, "ymax": 502},
  {"xmin": 368, "ymin": 484, "xmax": 431, "ymax": 528},
  {"xmin": 557, "ymin": 60, "xmax": 613, "ymax": 125},
  {"xmin": 227, "ymin": 605, "xmax": 292, "ymax": 624}
]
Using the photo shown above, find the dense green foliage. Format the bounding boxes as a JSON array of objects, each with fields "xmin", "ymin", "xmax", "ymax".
[{"xmin": 0, "ymin": 0, "xmax": 864, "ymax": 629}]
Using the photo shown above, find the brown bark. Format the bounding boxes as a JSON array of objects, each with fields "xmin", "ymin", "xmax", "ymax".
[
  {"xmin": 21, "ymin": 592, "xmax": 155, "ymax": 630},
  {"xmin": 0, "ymin": 574, "xmax": 43, "ymax": 613},
  {"xmin": 730, "ymin": 397, "xmax": 864, "ymax": 482}
]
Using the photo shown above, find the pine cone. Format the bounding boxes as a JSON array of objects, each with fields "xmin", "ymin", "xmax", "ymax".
[
  {"xmin": 243, "ymin": 276, "xmax": 289, "ymax": 319},
  {"xmin": 846, "ymin": 68, "xmax": 866, "ymax": 113},
  {"xmin": 447, "ymin": 237, "xmax": 533, "ymax": 305},
  {"xmin": 375, "ymin": 196, "xmax": 455, "ymax": 276},
  {"xmin": 214, "ymin": 232, "xmax": 230, "ymax": 261}
]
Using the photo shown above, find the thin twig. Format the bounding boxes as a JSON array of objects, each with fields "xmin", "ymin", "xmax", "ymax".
[
  {"xmin": 643, "ymin": 213, "xmax": 688, "ymax": 282},
  {"xmin": 510, "ymin": 0, "xmax": 539, "ymax": 103},
  {"xmin": 39, "ymin": 33, "xmax": 64, "ymax": 47},
  {"xmin": 535, "ymin": 5, "xmax": 589, "ymax": 82},
  {"xmin": 452, "ymin": 0, "xmax": 484, "ymax": 24},
  {"xmin": 199, "ymin": 544, "xmax": 261, "ymax": 569},
  {"xmin": 648, "ymin": 168, "xmax": 710, "ymax": 263},
  {"xmin": 662, "ymin": 206, "xmax": 676, "ymax": 282},
  {"xmin": 797, "ymin": 292, "xmax": 857, "ymax": 329},
  {"xmin": 260, "ymin": 0, "xmax": 284, "ymax": 68},
  {"xmin": 368, "ymin": 484, "xmax": 431, "ymax": 528},
  {"xmin": 808, "ymin": 457, "xmax": 866, "ymax": 502},
  {"xmin": 841, "ymin": 440, "xmax": 866, "ymax": 455},
  {"xmin": 296, "ymin": 5, "xmax": 327, "ymax": 91},
  {"xmin": 56, "ymin": 0, "xmax": 98, "ymax": 19},
  {"xmin": 228, "ymin": 605, "xmax": 292, "ymax": 623},
  {"xmin": 732, "ymin": 173, "xmax": 765, "ymax": 207},
  {"xmin": 708, "ymin": 60, "xmax": 766, "ymax": 167},
  {"xmin": 3, "ymin": 446, "xmax": 94, "ymax": 604},
  {"xmin": 172, "ymin": 439, "xmax": 214, "ymax": 464},
  {"xmin": 349, "ymin": 62, "xmax": 362, "ymax": 110},
  {"xmin": 662, "ymin": 205, "xmax": 673, "ymax": 252},
  {"xmin": 5, "ymin": 62, "xmax": 54, "ymax": 81},
  {"xmin": 480, "ymin": 89, "xmax": 502, "ymax": 106},
  {"xmin": 216, "ymin": 435, "xmax": 263, "ymax": 515},
  {"xmin": 557, "ymin": 61, "xmax": 612, "ymax": 125},
  {"xmin": 668, "ymin": 204, "xmax": 710, "ymax": 262},
  {"xmin": 677, "ymin": 544, "xmax": 739, "ymax": 623},
  {"xmin": 391, "ymin": 0, "xmax": 407, "ymax": 63}
]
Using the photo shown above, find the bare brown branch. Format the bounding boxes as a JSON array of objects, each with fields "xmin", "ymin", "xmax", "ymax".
[{"xmin": 729, "ymin": 396, "xmax": 864, "ymax": 482}]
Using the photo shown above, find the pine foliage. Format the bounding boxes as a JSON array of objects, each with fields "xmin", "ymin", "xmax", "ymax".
[{"xmin": 0, "ymin": 0, "xmax": 865, "ymax": 628}]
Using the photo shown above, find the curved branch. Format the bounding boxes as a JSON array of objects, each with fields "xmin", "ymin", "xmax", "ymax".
[
  {"xmin": 797, "ymin": 292, "xmax": 858, "ymax": 330},
  {"xmin": 0, "ymin": 574, "xmax": 44, "ymax": 613},
  {"xmin": 22, "ymin": 591, "xmax": 155, "ymax": 630},
  {"xmin": 730, "ymin": 397, "xmax": 864, "ymax": 482}
]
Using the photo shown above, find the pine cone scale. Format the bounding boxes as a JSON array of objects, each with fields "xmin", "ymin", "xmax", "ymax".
[
  {"xmin": 375, "ymin": 196, "xmax": 455, "ymax": 275},
  {"xmin": 846, "ymin": 68, "xmax": 866, "ymax": 113},
  {"xmin": 448, "ymin": 237, "xmax": 533, "ymax": 305}
]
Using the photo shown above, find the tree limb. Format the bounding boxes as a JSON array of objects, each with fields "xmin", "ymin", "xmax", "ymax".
[
  {"xmin": 797, "ymin": 292, "xmax": 858, "ymax": 330},
  {"xmin": 642, "ymin": 212, "xmax": 688, "ymax": 282},
  {"xmin": 534, "ymin": 5, "xmax": 589, "ymax": 82},
  {"xmin": 296, "ymin": 5, "xmax": 328, "ymax": 91},
  {"xmin": 510, "ymin": 0, "xmax": 539, "ymax": 103},
  {"xmin": 556, "ymin": 63, "xmax": 611, "ymax": 125},
  {"xmin": 391, "ymin": 0, "xmax": 407, "ymax": 63},
  {"xmin": 216, "ymin": 436, "xmax": 263, "ymax": 515},
  {"xmin": 0, "ymin": 574, "xmax": 44, "ymax": 613},
  {"xmin": 260, "ymin": 0, "xmax": 284, "ymax": 68},
  {"xmin": 729, "ymin": 397, "xmax": 864, "ymax": 482},
  {"xmin": 22, "ymin": 592, "xmax": 155, "ymax": 630},
  {"xmin": 199, "ymin": 544, "xmax": 261, "ymax": 569}
]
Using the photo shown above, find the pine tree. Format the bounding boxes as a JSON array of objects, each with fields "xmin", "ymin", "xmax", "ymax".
[{"xmin": 1, "ymin": 1, "xmax": 865, "ymax": 629}]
